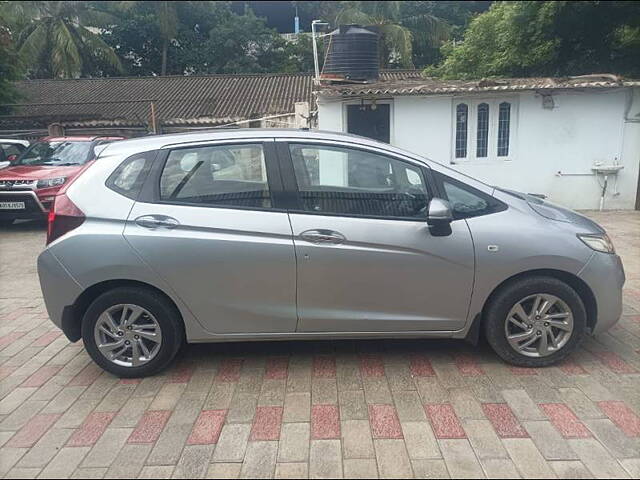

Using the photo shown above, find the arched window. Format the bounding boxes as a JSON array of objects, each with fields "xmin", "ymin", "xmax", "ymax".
[
  {"xmin": 476, "ymin": 103, "xmax": 489, "ymax": 158},
  {"xmin": 497, "ymin": 102, "xmax": 511, "ymax": 156},
  {"xmin": 455, "ymin": 103, "xmax": 468, "ymax": 158}
]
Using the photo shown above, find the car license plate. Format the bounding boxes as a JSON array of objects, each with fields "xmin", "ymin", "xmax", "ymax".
[{"xmin": 0, "ymin": 202, "xmax": 25, "ymax": 210}]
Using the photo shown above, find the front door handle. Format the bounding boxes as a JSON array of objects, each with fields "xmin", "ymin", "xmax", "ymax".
[
  {"xmin": 300, "ymin": 229, "xmax": 346, "ymax": 244},
  {"xmin": 135, "ymin": 215, "xmax": 179, "ymax": 229}
]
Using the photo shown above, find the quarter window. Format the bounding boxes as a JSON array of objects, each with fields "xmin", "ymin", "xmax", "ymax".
[
  {"xmin": 289, "ymin": 144, "xmax": 429, "ymax": 219},
  {"xmin": 159, "ymin": 144, "xmax": 271, "ymax": 208},
  {"xmin": 435, "ymin": 172, "xmax": 506, "ymax": 219},
  {"xmin": 106, "ymin": 151, "xmax": 155, "ymax": 199}
]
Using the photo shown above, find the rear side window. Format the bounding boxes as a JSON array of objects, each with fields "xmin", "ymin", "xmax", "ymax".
[
  {"xmin": 159, "ymin": 143, "xmax": 271, "ymax": 209},
  {"xmin": 106, "ymin": 151, "xmax": 155, "ymax": 200},
  {"xmin": 434, "ymin": 172, "xmax": 506, "ymax": 219}
]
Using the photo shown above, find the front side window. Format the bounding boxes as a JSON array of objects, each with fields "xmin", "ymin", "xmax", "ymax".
[
  {"xmin": 289, "ymin": 143, "xmax": 429, "ymax": 219},
  {"xmin": 435, "ymin": 172, "xmax": 506, "ymax": 219},
  {"xmin": 159, "ymin": 143, "xmax": 271, "ymax": 209}
]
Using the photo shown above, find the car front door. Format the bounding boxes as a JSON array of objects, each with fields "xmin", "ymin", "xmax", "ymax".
[
  {"xmin": 124, "ymin": 140, "xmax": 297, "ymax": 335},
  {"xmin": 279, "ymin": 141, "xmax": 475, "ymax": 333}
]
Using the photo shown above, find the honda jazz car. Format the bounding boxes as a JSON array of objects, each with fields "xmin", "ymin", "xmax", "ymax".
[
  {"xmin": 36, "ymin": 129, "xmax": 624, "ymax": 377},
  {"xmin": 0, "ymin": 136, "xmax": 124, "ymax": 226}
]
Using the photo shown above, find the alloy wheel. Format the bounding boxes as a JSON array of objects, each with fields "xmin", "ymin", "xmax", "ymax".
[
  {"xmin": 504, "ymin": 294, "xmax": 574, "ymax": 358},
  {"xmin": 94, "ymin": 304, "xmax": 162, "ymax": 367}
]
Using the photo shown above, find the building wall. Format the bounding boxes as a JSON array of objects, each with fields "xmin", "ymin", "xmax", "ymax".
[{"xmin": 317, "ymin": 88, "xmax": 640, "ymax": 210}]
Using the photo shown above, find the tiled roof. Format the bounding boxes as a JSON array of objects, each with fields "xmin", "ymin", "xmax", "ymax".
[
  {"xmin": 0, "ymin": 70, "xmax": 423, "ymax": 129},
  {"xmin": 316, "ymin": 74, "xmax": 640, "ymax": 97}
]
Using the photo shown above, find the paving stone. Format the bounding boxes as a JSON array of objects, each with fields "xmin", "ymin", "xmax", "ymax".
[
  {"xmin": 401, "ymin": 421, "xmax": 440, "ymax": 460},
  {"xmin": 393, "ymin": 390, "xmax": 427, "ymax": 422},
  {"xmin": 343, "ymin": 458, "xmax": 379, "ymax": 479},
  {"xmin": 206, "ymin": 462, "xmax": 241, "ymax": 479},
  {"xmin": 0, "ymin": 448, "xmax": 28, "ymax": 477},
  {"xmin": 310, "ymin": 439, "xmax": 343, "ymax": 479},
  {"xmin": 480, "ymin": 458, "xmax": 521, "ymax": 479},
  {"xmin": 502, "ymin": 389, "xmax": 546, "ymax": 420},
  {"xmin": 239, "ymin": 441, "xmax": 277, "ymax": 479},
  {"xmin": 81, "ymin": 427, "xmax": 131, "ymax": 468},
  {"xmin": 342, "ymin": 419, "xmax": 374, "ymax": 459},
  {"xmin": 557, "ymin": 387, "xmax": 605, "ymax": 419},
  {"xmin": 619, "ymin": 459, "xmax": 640, "ymax": 478},
  {"xmin": 374, "ymin": 439, "xmax": 413, "ymax": 479},
  {"xmin": 277, "ymin": 422, "xmax": 309, "ymax": 463},
  {"xmin": 448, "ymin": 388, "xmax": 484, "ymax": 420},
  {"xmin": 438, "ymin": 439, "xmax": 484, "ymax": 479},
  {"xmin": 549, "ymin": 460, "xmax": 594, "ymax": 479},
  {"xmin": 411, "ymin": 459, "xmax": 449, "ymax": 479},
  {"xmin": 138, "ymin": 465, "xmax": 175, "ymax": 478},
  {"xmin": 275, "ymin": 462, "xmax": 308, "ymax": 479},
  {"xmin": 583, "ymin": 418, "xmax": 640, "ymax": 458},
  {"xmin": 173, "ymin": 444, "xmax": 215, "ymax": 479},
  {"xmin": 338, "ymin": 390, "xmax": 367, "ymax": 420},
  {"xmin": 104, "ymin": 443, "xmax": 151, "ymax": 478},
  {"xmin": 38, "ymin": 446, "xmax": 90, "ymax": 479},
  {"xmin": 502, "ymin": 438, "xmax": 556, "ymax": 479},
  {"xmin": 461, "ymin": 419, "xmax": 508, "ymax": 460},
  {"xmin": 523, "ymin": 420, "xmax": 578, "ymax": 460},
  {"xmin": 283, "ymin": 392, "xmax": 310, "ymax": 423},
  {"xmin": 212, "ymin": 424, "xmax": 251, "ymax": 463}
]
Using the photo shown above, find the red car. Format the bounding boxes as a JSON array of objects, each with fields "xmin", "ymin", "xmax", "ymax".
[{"xmin": 0, "ymin": 136, "xmax": 125, "ymax": 226}]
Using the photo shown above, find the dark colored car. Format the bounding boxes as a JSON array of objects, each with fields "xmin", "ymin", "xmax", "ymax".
[{"xmin": 0, "ymin": 136, "xmax": 124, "ymax": 226}]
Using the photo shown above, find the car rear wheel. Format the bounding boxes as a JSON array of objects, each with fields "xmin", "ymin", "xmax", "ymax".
[
  {"xmin": 81, "ymin": 287, "xmax": 184, "ymax": 378},
  {"xmin": 484, "ymin": 276, "xmax": 586, "ymax": 367}
]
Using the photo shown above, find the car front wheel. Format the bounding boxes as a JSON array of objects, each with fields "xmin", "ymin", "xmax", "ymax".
[
  {"xmin": 81, "ymin": 287, "xmax": 184, "ymax": 378},
  {"xmin": 484, "ymin": 276, "xmax": 587, "ymax": 367}
]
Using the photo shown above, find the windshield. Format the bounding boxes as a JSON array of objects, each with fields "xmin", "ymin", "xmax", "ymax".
[{"xmin": 15, "ymin": 141, "xmax": 92, "ymax": 166}]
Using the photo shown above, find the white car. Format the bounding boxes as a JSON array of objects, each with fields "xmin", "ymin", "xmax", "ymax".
[{"xmin": 0, "ymin": 139, "xmax": 30, "ymax": 169}]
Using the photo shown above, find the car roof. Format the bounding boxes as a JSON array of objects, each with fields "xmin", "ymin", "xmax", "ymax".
[
  {"xmin": 0, "ymin": 139, "xmax": 29, "ymax": 145},
  {"xmin": 102, "ymin": 128, "xmax": 418, "ymax": 159},
  {"xmin": 40, "ymin": 136, "xmax": 125, "ymax": 142}
]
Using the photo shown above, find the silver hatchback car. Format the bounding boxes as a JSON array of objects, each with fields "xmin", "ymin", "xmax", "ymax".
[{"xmin": 37, "ymin": 129, "xmax": 624, "ymax": 377}]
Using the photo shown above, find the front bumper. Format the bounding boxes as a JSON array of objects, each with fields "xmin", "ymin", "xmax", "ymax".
[
  {"xmin": 37, "ymin": 249, "xmax": 83, "ymax": 339},
  {"xmin": 0, "ymin": 190, "xmax": 49, "ymax": 221},
  {"xmin": 578, "ymin": 252, "xmax": 625, "ymax": 335}
]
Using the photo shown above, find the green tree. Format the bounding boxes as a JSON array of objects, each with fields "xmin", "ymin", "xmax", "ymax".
[
  {"xmin": 335, "ymin": 1, "xmax": 449, "ymax": 68},
  {"xmin": 6, "ymin": 1, "xmax": 122, "ymax": 78},
  {"xmin": 431, "ymin": 1, "xmax": 640, "ymax": 79},
  {"xmin": 0, "ymin": 25, "xmax": 23, "ymax": 108}
]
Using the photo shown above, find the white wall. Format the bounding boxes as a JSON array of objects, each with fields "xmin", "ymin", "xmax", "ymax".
[{"xmin": 317, "ymin": 88, "xmax": 640, "ymax": 210}]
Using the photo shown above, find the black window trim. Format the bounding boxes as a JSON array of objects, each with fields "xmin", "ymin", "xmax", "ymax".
[
  {"xmin": 276, "ymin": 140, "xmax": 436, "ymax": 223},
  {"xmin": 142, "ymin": 140, "xmax": 288, "ymax": 213}
]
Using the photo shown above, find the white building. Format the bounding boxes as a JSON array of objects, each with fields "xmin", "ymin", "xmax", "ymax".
[{"xmin": 316, "ymin": 74, "xmax": 640, "ymax": 210}]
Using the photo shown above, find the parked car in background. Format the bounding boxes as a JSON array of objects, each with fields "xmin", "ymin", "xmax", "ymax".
[
  {"xmin": 0, "ymin": 139, "xmax": 30, "ymax": 169},
  {"xmin": 0, "ymin": 136, "xmax": 124, "ymax": 226},
  {"xmin": 37, "ymin": 129, "xmax": 624, "ymax": 377}
]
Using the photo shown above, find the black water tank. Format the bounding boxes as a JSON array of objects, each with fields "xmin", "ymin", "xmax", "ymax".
[{"xmin": 321, "ymin": 25, "xmax": 379, "ymax": 82}]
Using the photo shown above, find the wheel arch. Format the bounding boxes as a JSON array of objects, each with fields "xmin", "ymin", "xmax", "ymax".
[
  {"xmin": 61, "ymin": 279, "xmax": 184, "ymax": 342},
  {"xmin": 479, "ymin": 268, "xmax": 597, "ymax": 335}
]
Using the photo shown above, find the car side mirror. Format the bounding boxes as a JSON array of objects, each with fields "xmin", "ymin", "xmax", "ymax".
[
  {"xmin": 7, "ymin": 154, "xmax": 18, "ymax": 163},
  {"xmin": 427, "ymin": 198, "xmax": 453, "ymax": 226}
]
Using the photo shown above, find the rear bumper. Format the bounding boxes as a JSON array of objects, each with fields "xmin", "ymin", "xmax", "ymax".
[
  {"xmin": 37, "ymin": 249, "xmax": 83, "ymax": 340},
  {"xmin": 579, "ymin": 252, "xmax": 625, "ymax": 335},
  {"xmin": 0, "ymin": 191, "xmax": 48, "ymax": 220}
]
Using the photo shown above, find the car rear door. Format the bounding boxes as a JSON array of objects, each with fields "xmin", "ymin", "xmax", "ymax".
[
  {"xmin": 277, "ymin": 140, "xmax": 475, "ymax": 333},
  {"xmin": 124, "ymin": 139, "xmax": 297, "ymax": 335}
]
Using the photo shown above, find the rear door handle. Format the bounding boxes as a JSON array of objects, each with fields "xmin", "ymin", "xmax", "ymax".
[
  {"xmin": 135, "ymin": 215, "xmax": 179, "ymax": 229},
  {"xmin": 300, "ymin": 229, "xmax": 346, "ymax": 244}
]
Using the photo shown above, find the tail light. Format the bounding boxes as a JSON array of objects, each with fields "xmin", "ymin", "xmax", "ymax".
[
  {"xmin": 47, "ymin": 193, "xmax": 85, "ymax": 245},
  {"xmin": 45, "ymin": 161, "xmax": 94, "ymax": 245}
]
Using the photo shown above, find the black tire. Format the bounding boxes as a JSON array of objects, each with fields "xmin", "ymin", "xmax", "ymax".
[
  {"xmin": 484, "ymin": 276, "xmax": 586, "ymax": 368},
  {"xmin": 81, "ymin": 286, "xmax": 185, "ymax": 378}
]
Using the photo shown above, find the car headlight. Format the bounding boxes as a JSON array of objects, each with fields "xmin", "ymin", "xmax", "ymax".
[
  {"xmin": 36, "ymin": 177, "xmax": 67, "ymax": 189},
  {"xmin": 577, "ymin": 233, "xmax": 615, "ymax": 254}
]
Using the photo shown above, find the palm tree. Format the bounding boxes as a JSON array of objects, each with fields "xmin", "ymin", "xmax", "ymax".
[
  {"xmin": 5, "ymin": 1, "xmax": 122, "ymax": 78},
  {"xmin": 335, "ymin": 1, "xmax": 449, "ymax": 68}
]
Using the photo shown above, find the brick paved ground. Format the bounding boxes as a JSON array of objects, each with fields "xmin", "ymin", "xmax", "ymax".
[{"xmin": 0, "ymin": 211, "xmax": 638, "ymax": 479}]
